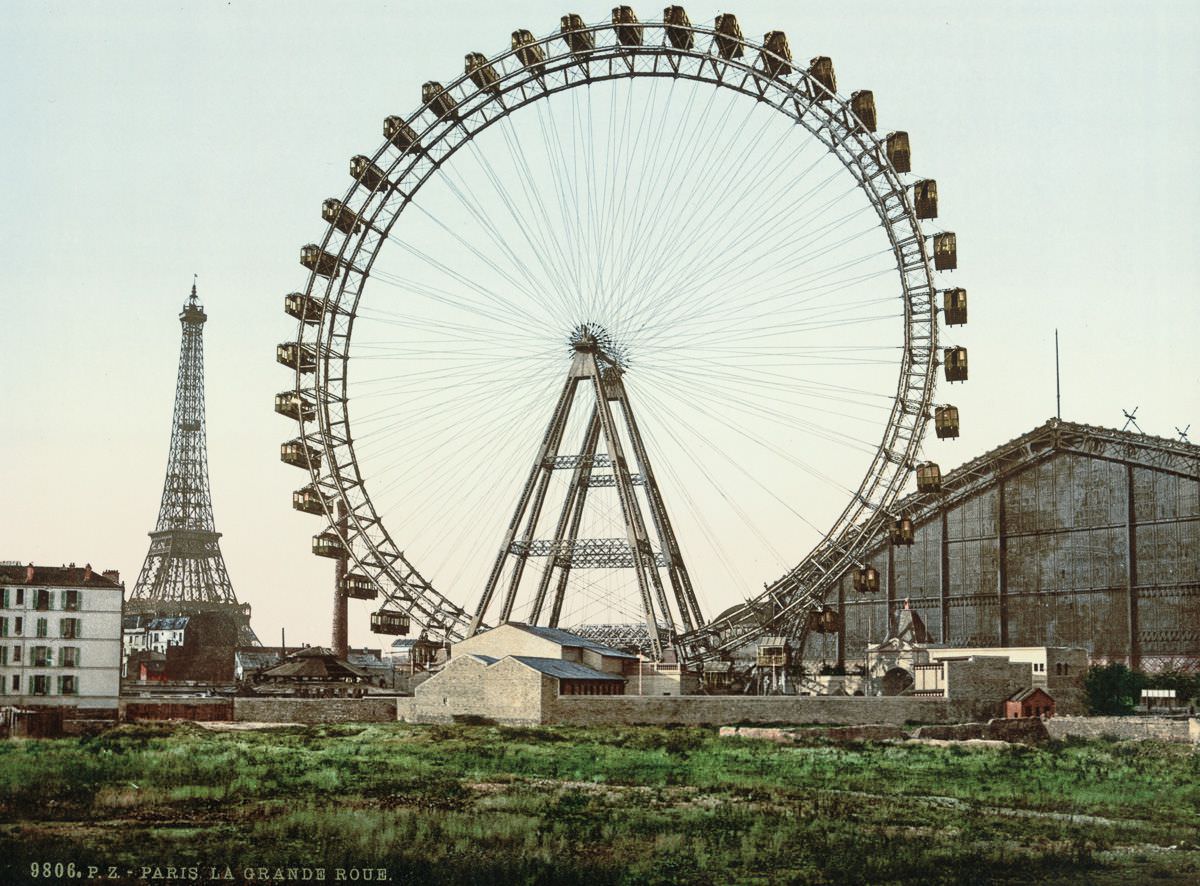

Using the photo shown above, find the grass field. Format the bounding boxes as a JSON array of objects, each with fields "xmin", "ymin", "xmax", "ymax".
[{"xmin": 1, "ymin": 722, "xmax": 1197, "ymax": 885}]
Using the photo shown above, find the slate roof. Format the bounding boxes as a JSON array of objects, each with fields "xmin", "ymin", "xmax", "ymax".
[
  {"xmin": 146, "ymin": 617, "xmax": 190, "ymax": 632},
  {"xmin": 503, "ymin": 622, "xmax": 638, "ymax": 659},
  {"xmin": 0, "ymin": 564, "xmax": 121, "ymax": 589},
  {"xmin": 510, "ymin": 656, "xmax": 625, "ymax": 682}
]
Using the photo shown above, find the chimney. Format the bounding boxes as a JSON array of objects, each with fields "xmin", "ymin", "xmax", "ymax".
[
  {"xmin": 25, "ymin": 563, "xmax": 34, "ymax": 583},
  {"xmin": 83, "ymin": 563, "xmax": 93, "ymax": 582},
  {"xmin": 103, "ymin": 569, "xmax": 120, "ymax": 583}
]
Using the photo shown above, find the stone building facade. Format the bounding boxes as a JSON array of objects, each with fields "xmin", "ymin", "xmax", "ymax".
[{"xmin": 0, "ymin": 563, "xmax": 123, "ymax": 711}]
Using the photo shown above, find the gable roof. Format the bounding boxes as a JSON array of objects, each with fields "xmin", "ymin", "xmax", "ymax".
[
  {"xmin": 502, "ymin": 622, "xmax": 638, "ymax": 659},
  {"xmin": 1008, "ymin": 686, "xmax": 1054, "ymax": 702},
  {"xmin": 510, "ymin": 656, "xmax": 626, "ymax": 681}
]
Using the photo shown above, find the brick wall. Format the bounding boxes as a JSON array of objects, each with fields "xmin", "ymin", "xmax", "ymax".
[
  {"xmin": 1045, "ymin": 715, "xmax": 1198, "ymax": 744},
  {"xmin": 233, "ymin": 697, "xmax": 398, "ymax": 724},
  {"xmin": 121, "ymin": 698, "xmax": 233, "ymax": 721}
]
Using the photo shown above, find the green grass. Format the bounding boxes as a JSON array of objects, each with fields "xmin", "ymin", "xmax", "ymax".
[{"xmin": 1, "ymin": 723, "xmax": 1197, "ymax": 885}]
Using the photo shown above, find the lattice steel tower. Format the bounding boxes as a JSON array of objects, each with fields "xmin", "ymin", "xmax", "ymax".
[{"xmin": 129, "ymin": 281, "xmax": 257, "ymax": 644}]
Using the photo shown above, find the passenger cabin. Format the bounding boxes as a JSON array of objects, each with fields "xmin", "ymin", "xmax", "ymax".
[
  {"xmin": 292, "ymin": 485, "xmax": 325, "ymax": 515},
  {"xmin": 322, "ymin": 198, "xmax": 363, "ymax": 236},
  {"xmin": 853, "ymin": 565, "xmax": 880, "ymax": 594},
  {"xmin": 933, "ymin": 232, "xmax": 957, "ymax": 270},
  {"xmin": 889, "ymin": 516, "xmax": 915, "ymax": 546},
  {"xmin": 511, "ymin": 30, "xmax": 546, "ymax": 75},
  {"xmin": 851, "ymin": 90, "xmax": 876, "ymax": 132},
  {"xmin": 664, "ymin": 6, "xmax": 694, "ymax": 49},
  {"xmin": 350, "ymin": 155, "xmax": 390, "ymax": 192},
  {"xmin": 300, "ymin": 244, "xmax": 341, "ymax": 279},
  {"xmin": 275, "ymin": 390, "xmax": 315, "ymax": 422},
  {"xmin": 341, "ymin": 573, "xmax": 378, "ymax": 600},
  {"xmin": 384, "ymin": 116, "xmax": 421, "ymax": 152},
  {"xmin": 934, "ymin": 405, "xmax": 960, "ymax": 439},
  {"xmin": 371, "ymin": 609, "xmax": 411, "ymax": 636},
  {"xmin": 806, "ymin": 608, "xmax": 839, "ymax": 634},
  {"xmin": 312, "ymin": 531, "xmax": 347, "ymax": 559},
  {"xmin": 285, "ymin": 291, "xmax": 324, "ymax": 324},
  {"xmin": 702, "ymin": 660, "xmax": 734, "ymax": 691},
  {"xmin": 560, "ymin": 14, "xmax": 594, "ymax": 55},
  {"xmin": 943, "ymin": 346, "xmax": 968, "ymax": 382},
  {"xmin": 612, "ymin": 7, "xmax": 642, "ymax": 46},
  {"xmin": 808, "ymin": 56, "xmax": 836, "ymax": 96},
  {"xmin": 465, "ymin": 53, "xmax": 500, "ymax": 95},
  {"xmin": 916, "ymin": 462, "xmax": 942, "ymax": 493},
  {"xmin": 761, "ymin": 31, "xmax": 792, "ymax": 77},
  {"xmin": 913, "ymin": 179, "xmax": 938, "ymax": 219},
  {"xmin": 281, "ymin": 439, "xmax": 321, "ymax": 470},
  {"xmin": 422, "ymin": 81, "xmax": 459, "ymax": 121},
  {"xmin": 943, "ymin": 288, "xmax": 968, "ymax": 326},
  {"xmin": 885, "ymin": 131, "xmax": 911, "ymax": 173},
  {"xmin": 276, "ymin": 342, "xmax": 317, "ymax": 373},
  {"xmin": 756, "ymin": 636, "xmax": 789, "ymax": 667},
  {"xmin": 713, "ymin": 13, "xmax": 744, "ymax": 59}
]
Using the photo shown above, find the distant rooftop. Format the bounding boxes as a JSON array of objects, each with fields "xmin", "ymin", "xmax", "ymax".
[{"xmin": 0, "ymin": 563, "xmax": 121, "ymax": 589}]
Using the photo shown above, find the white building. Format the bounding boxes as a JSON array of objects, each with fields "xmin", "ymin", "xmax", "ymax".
[{"xmin": 0, "ymin": 563, "xmax": 124, "ymax": 710}]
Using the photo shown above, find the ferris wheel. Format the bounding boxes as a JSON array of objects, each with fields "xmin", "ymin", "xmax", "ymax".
[{"xmin": 276, "ymin": 8, "xmax": 968, "ymax": 662}]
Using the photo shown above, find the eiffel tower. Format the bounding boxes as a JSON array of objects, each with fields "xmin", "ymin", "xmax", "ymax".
[
  {"xmin": 470, "ymin": 324, "xmax": 704, "ymax": 661},
  {"xmin": 128, "ymin": 281, "xmax": 258, "ymax": 645}
]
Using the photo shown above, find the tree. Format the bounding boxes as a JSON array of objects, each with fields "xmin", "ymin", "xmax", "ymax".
[{"xmin": 1084, "ymin": 663, "xmax": 1145, "ymax": 715}]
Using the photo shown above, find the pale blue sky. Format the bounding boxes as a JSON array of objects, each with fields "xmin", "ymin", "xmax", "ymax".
[{"xmin": 1, "ymin": 1, "xmax": 1197, "ymax": 648}]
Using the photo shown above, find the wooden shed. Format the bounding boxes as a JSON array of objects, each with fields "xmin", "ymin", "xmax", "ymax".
[{"xmin": 1005, "ymin": 686, "xmax": 1055, "ymax": 719}]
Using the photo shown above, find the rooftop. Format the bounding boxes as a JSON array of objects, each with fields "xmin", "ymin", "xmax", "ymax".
[
  {"xmin": 0, "ymin": 563, "xmax": 121, "ymax": 589},
  {"xmin": 502, "ymin": 622, "xmax": 639, "ymax": 659},
  {"xmin": 511, "ymin": 656, "xmax": 626, "ymax": 682}
]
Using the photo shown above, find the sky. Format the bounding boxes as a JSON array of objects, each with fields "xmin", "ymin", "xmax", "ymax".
[{"xmin": 1, "ymin": 0, "xmax": 1197, "ymax": 651}]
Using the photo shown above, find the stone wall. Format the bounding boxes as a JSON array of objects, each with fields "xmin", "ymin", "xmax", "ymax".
[
  {"xmin": 1045, "ymin": 715, "xmax": 1198, "ymax": 744},
  {"xmin": 539, "ymin": 695, "xmax": 977, "ymax": 727},
  {"xmin": 408, "ymin": 655, "xmax": 552, "ymax": 725},
  {"xmin": 232, "ymin": 697, "xmax": 398, "ymax": 724},
  {"xmin": 944, "ymin": 657, "xmax": 1030, "ymax": 718}
]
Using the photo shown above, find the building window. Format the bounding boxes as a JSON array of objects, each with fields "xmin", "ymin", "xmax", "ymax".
[
  {"xmin": 61, "ymin": 647, "xmax": 80, "ymax": 668},
  {"xmin": 14, "ymin": 617, "xmax": 23, "ymax": 636},
  {"xmin": 0, "ymin": 646, "xmax": 6, "ymax": 665},
  {"xmin": 32, "ymin": 646, "xmax": 52, "ymax": 667},
  {"xmin": 36, "ymin": 618, "xmax": 48, "ymax": 638},
  {"xmin": 0, "ymin": 588, "xmax": 7, "ymax": 608},
  {"xmin": 15, "ymin": 588, "xmax": 24, "ymax": 606},
  {"xmin": 10, "ymin": 674, "xmax": 19, "ymax": 692},
  {"xmin": 58, "ymin": 675, "xmax": 78, "ymax": 696},
  {"xmin": 34, "ymin": 589, "xmax": 51, "ymax": 611},
  {"xmin": 1062, "ymin": 664, "xmax": 1069, "ymax": 675},
  {"xmin": 63, "ymin": 590, "xmax": 81, "ymax": 612},
  {"xmin": 0, "ymin": 618, "xmax": 6, "ymax": 638},
  {"xmin": 12, "ymin": 645, "xmax": 20, "ymax": 664},
  {"xmin": 31, "ymin": 675, "xmax": 50, "ymax": 695},
  {"xmin": 60, "ymin": 618, "xmax": 81, "ymax": 639}
]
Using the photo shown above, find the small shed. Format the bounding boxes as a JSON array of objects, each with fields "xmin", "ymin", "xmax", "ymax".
[{"xmin": 1005, "ymin": 686, "xmax": 1055, "ymax": 719}]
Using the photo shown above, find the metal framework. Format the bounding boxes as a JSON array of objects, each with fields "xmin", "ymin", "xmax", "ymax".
[
  {"xmin": 824, "ymin": 419, "xmax": 1200, "ymax": 668},
  {"xmin": 468, "ymin": 328, "xmax": 702, "ymax": 659},
  {"xmin": 281, "ymin": 11, "xmax": 956, "ymax": 658},
  {"xmin": 131, "ymin": 284, "xmax": 258, "ymax": 644}
]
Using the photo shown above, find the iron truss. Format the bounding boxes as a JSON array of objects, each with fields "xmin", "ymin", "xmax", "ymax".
[
  {"xmin": 510, "ymin": 539, "xmax": 670, "ymax": 570},
  {"xmin": 132, "ymin": 285, "xmax": 258, "ymax": 644},
  {"xmin": 281, "ymin": 12, "xmax": 947, "ymax": 654}
]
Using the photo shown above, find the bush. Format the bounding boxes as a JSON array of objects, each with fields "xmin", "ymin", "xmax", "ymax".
[{"xmin": 1084, "ymin": 663, "xmax": 1145, "ymax": 715}]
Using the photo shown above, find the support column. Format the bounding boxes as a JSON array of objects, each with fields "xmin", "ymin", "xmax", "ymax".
[
  {"xmin": 835, "ymin": 576, "xmax": 846, "ymax": 670},
  {"xmin": 886, "ymin": 543, "xmax": 897, "ymax": 637},
  {"xmin": 1125, "ymin": 464, "xmax": 1140, "ymax": 669},
  {"xmin": 940, "ymin": 509, "xmax": 951, "ymax": 644},
  {"xmin": 997, "ymin": 480, "xmax": 1009, "ymax": 647},
  {"xmin": 332, "ymin": 500, "xmax": 348, "ymax": 659}
]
